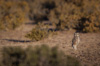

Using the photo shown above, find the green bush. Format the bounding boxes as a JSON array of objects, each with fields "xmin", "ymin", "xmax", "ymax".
[
  {"xmin": 25, "ymin": 28, "xmax": 48, "ymax": 41},
  {"xmin": 25, "ymin": 22, "xmax": 57, "ymax": 41},
  {"xmin": 0, "ymin": 45, "xmax": 81, "ymax": 66}
]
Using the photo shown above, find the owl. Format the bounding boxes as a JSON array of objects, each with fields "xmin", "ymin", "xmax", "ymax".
[{"xmin": 72, "ymin": 32, "xmax": 80, "ymax": 50}]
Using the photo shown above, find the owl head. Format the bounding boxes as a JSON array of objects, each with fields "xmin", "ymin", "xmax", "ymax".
[{"xmin": 74, "ymin": 33, "xmax": 79, "ymax": 37}]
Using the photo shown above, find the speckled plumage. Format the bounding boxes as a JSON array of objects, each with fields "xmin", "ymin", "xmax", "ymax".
[{"xmin": 72, "ymin": 33, "xmax": 80, "ymax": 50}]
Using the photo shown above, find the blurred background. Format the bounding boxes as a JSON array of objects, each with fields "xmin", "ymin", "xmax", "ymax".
[{"xmin": 0, "ymin": 0, "xmax": 100, "ymax": 32}]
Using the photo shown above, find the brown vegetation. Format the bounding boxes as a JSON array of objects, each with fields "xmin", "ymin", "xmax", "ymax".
[{"xmin": 0, "ymin": 0, "xmax": 100, "ymax": 32}]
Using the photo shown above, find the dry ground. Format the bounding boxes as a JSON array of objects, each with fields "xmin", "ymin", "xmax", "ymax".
[{"xmin": 0, "ymin": 21, "xmax": 100, "ymax": 66}]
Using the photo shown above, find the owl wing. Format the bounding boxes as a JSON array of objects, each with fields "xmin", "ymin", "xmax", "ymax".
[{"xmin": 72, "ymin": 38, "xmax": 77, "ymax": 45}]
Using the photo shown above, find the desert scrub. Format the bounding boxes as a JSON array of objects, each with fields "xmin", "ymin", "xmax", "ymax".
[
  {"xmin": 78, "ymin": 15, "xmax": 100, "ymax": 32},
  {"xmin": 83, "ymin": 21, "xmax": 100, "ymax": 32},
  {"xmin": 25, "ymin": 22, "xmax": 57, "ymax": 41},
  {"xmin": 49, "ymin": 3, "xmax": 81, "ymax": 30},
  {"xmin": 55, "ymin": 14, "xmax": 80, "ymax": 30},
  {"xmin": 25, "ymin": 28, "xmax": 48, "ymax": 41},
  {"xmin": 0, "ymin": 0, "xmax": 28, "ymax": 30},
  {"xmin": 48, "ymin": 0, "xmax": 100, "ymax": 32},
  {"xmin": 1, "ymin": 13, "xmax": 24, "ymax": 30},
  {"xmin": 0, "ymin": 45, "xmax": 81, "ymax": 66},
  {"xmin": 25, "ymin": 28, "xmax": 56, "ymax": 41},
  {"xmin": 1, "ymin": 0, "xmax": 100, "ymax": 32}
]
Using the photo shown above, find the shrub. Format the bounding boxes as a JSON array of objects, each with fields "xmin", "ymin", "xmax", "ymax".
[
  {"xmin": 82, "ymin": 21, "xmax": 99, "ymax": 32},
  {"xmin": 1, "ymin": 47, "xmax": 25, "ymax": 66},
  {"xmin": 49, "ymin": 2, "xmax": 81, "ymax": 30},
  {"xmin": 0, "ymin": 45, "xmax": 81, "ymax": 66},
  {"xmin": 1, "ymin": 13, "xmax": 24, "ymax": 30},
  {"xmin": 25, "ymin": 22, "xmax": 57, "ymax": 41},
  {"xmin": 0, "ymin": 1, "xmax": 26, "ymax": 30},
  {"xmin": 78, "ymin": 15, "xmax": 100, "ymax": 32},
  {"xmin": 25, "ymin": 28, "xmax": 48, "ymax": 41},
  {"xmin": 48, "ymin": 0, "xmax": 100, "ymax": 32},
  {"xmin": 28, "ymin": 0, "xmax": 49, "ymax": 21}
]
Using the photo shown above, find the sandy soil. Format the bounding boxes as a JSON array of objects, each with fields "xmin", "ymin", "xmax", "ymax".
[{"xmin": 0, "ymin": 21, "xmax": 100, "ymax": 66}]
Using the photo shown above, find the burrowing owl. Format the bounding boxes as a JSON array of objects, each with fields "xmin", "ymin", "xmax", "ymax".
[{"xmin": 72, "ymin": 32, "xmax": 80, "ymax": 50}]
